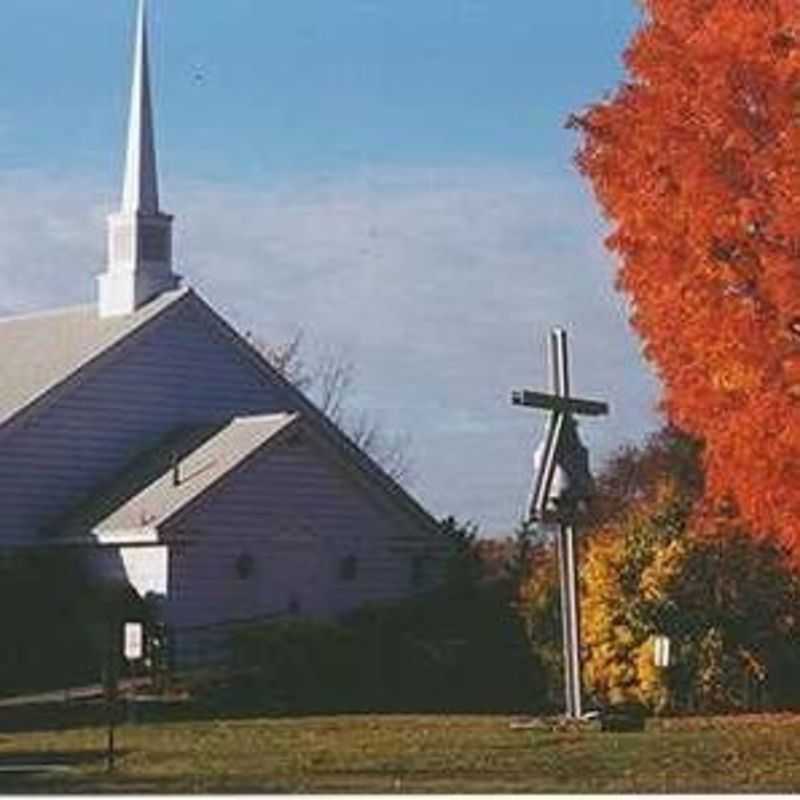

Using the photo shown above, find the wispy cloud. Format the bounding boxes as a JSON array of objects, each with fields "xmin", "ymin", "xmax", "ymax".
[{"xmin": 0, "ymin": 164, "xmax": 662, "ymax": 532}]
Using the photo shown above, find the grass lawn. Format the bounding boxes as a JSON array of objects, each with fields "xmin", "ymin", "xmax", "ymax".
[{"xmin": 2, "ymin": 711, "xmax": 800, "ymax": 793}]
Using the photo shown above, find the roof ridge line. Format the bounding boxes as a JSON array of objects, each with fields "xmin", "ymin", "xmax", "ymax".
[
  {"xmin": 0, "ymin": 286, "xmax": 192, "ymax": 326},
  {"xmin": 0, "ymin": 302, "xmax": 96, "ymax": 325}
]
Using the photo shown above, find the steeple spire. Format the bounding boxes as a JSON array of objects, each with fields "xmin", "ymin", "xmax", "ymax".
[
  {"xmin": 122, "ymin": 0, "xmax": 160, "ymax": 215},
  {"xmin": 99, "ymin": 0, "xmax": 179, "ymax": 318}
]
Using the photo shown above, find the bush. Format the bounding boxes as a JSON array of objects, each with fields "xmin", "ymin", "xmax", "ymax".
[
  {"xmin": 0, "ymin": 551, "xmax": 130, "ymax": 695},
  {"xmin": 227, "ymin": 619, "xmax": 362, "ymax": 713},
  {"xmin": 223, "ymin": 581, "xmax": 545, "ymax": 715}
]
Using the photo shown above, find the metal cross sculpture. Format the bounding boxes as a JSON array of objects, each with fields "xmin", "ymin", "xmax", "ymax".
[{"xmin": 512, "ymin": 327, "xmax": 609, "ymax": 719}]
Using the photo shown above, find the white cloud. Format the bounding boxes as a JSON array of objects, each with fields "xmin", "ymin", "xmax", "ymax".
[{"xmin": 0, "ymin": 164, "xmax": 662, "ymax": 533}]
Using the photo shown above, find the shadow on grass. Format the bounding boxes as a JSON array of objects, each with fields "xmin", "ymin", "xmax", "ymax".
[
  {"xmin": 0, "ymin": 700, "xmax": 110, "ymax": 733},
  {"xmin": 0, "ymin": 698, "xmax": 209, "ymax": 734},
  {"xmin": 0, "ymin": 750, "xmax": 112, "ymax": 767},
  {"xmin": 0, "ymin": 700, "xmax": 281, "ymax": 735},
  {"xmin": 0, "ymin": 749, "xmax": 119, "ymax": 794},
  {"xmin": 0, "ymin": 695, "xmax": 543, "ymax": 736}
]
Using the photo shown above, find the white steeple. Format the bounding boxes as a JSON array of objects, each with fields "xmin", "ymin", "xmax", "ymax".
[
  {"xmin": 99, "ymin": 0, "xmax": 179, "ymax": 318},
  {"xmin": 122, "ymin": 0, "xmax": 160, "ymax": 215}
]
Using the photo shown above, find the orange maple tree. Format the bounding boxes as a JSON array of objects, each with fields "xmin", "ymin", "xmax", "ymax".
[{"xmin": 571, "ymin": 0, "xmax": 800, "ymax": 557}]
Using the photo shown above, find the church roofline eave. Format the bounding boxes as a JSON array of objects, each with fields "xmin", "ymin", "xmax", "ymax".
[
  {"xmin": 48, "ymin": 527, "xmax": 160, "ymax": 547},
  {"xmin": 43, "ymin": 413, "xmax": 301, "ymax": 542},
  {"xmin": 0, "ymin": 287, "xmax": 194, "ymax": 442},
  {"xmin": 152, "ymin": 413, "xmax": 302, "ymax": 535},
  {"xmin": 92, "ymin": 526, "xmax": 160, "ymax": 544},
  {"xmin": 42, "ymin": 529, "xmax": 196, "ymax": 549}
]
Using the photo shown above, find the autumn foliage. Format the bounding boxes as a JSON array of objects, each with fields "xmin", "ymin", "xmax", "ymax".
[
  {"xmin": 516, "ymin": 428, "xmax": 800, "ymax": 712},
  {"xmin": 581, "ymin": 477, "xmax": 800, "ymax": 712},
  {"xmin": 571, "ymin": 0, "xmax": 800, "ymax": 557}
]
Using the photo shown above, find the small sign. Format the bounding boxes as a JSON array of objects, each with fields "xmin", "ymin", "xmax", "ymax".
[
  {"xmin": 653, "ymin": 634, "xmax": 671, "ymax": 668},
  {"xmin": 124, "ymin": 622, "xmax": 144, "ymax": 661}
]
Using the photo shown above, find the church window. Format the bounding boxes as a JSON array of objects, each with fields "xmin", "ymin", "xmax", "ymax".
[
  {"xmin": 235, "ymin": 552, "xmax": 255, "ymax": 580},
  {"xmin": 339, "ymin": 555, "xmax": 358, "ymax": 582}
]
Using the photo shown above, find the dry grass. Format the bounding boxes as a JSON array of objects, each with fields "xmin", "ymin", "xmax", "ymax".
[{"xmin": 2, "ymin": 711, "xmax": 800, "ymax": 793}]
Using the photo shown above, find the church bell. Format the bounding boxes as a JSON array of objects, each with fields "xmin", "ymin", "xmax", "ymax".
[{"xmin": 529, "ymin": 415, "xmax": 594, "ymax": 523}]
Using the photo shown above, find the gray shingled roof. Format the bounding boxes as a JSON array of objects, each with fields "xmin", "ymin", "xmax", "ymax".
[
  {"xmin": 58, "ymin": 413, "xmax": 298, "ymax": 537},
  {"xmin": 0, "ymin": 287, "xmax": 190, "ymax": 426}
]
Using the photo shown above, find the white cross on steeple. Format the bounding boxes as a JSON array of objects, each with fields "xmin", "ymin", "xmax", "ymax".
[{"xmin": 98, "ymin": 0, "xmax": 179, "ymax": 318}]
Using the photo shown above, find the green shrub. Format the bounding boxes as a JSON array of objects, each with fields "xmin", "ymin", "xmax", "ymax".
[
  {"xmin": 223, "ymin": 582, "xmax": 544, "ymax": 715},
  {"xmin": 0, "ymin": 551, "xmax": 110, "ymax": 695},
  {"xmin": 228, "ymin": 619, "xmax": 362, "ymax": 713}
]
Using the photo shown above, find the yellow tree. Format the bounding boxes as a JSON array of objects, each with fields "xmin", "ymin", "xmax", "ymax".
[
  {"xmin": 582, "ymin": 479, "xmax": 688, "ymax": 709},
  {"xmin": 581, "ymin": 477, "xmax": 800, "ymax": 711}
]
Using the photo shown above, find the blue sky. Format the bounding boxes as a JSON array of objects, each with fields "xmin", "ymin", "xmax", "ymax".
[
  {"xmin": 1, "ymin": 1, "xmax": 638, "ymax": 177},
  {"xmin": 0, "ymin": 1, "xmax": 661, "ymax": 534}
]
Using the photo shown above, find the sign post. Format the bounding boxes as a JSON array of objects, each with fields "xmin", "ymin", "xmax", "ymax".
[
  {"xmin": 512, "ymin": 327, "xmax": 609, "ymax": 719},
  {"xmin": 104, "ymin": 618, "xmax": 119, "ymax": 773},
  {"xmin": 123, "ymin": 622, "xmax": 145, "ymax": 725},
  {"xmin": 105, "ymin": 620, "xmax": 146, "ymax": 772}
]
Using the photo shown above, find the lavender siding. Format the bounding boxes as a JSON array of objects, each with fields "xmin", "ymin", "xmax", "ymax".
[
  {"xmin": 0, "ymin": 293, "xmax": 443, "ymax": 662},
  {"xmin": 0, "ymin": 297, "xmax": 291, "ymax": 545},
  {"xmin": 163, "ymin": 434, "xmax": 440, "ymax": 637}
]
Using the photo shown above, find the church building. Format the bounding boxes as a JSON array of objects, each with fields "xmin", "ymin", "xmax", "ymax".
[{"xmin": 0, "ymin": 2, "xmax": 445, "ymax": 666}]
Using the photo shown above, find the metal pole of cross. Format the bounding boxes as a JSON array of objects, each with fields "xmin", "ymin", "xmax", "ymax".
[{"xmin": 512, "ymin": 327, "xmax": 609, "ymax": 719}]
